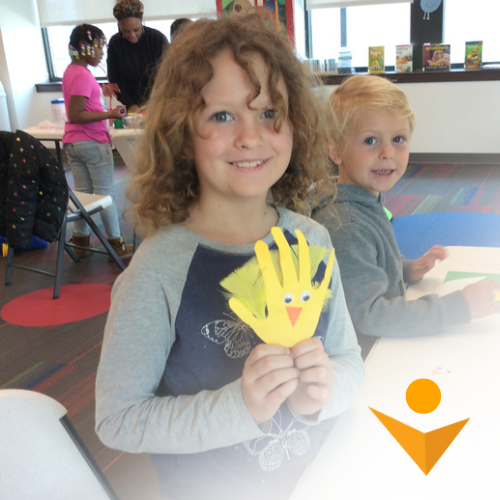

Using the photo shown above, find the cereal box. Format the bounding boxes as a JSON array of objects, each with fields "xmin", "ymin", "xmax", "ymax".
[
  {"xmin": 368, "ymin": 46, "xmax": 385, "ymax": 74},
  {"xmin": 422, "ymin": 43, "xmax": 450, "ymax": 71},
  {"xmin": 396, "ymin": 44, "xmax": 413, "ymax": 73},
  {"xmin": 465, "ymin": 41, "xmax": 483, "ymax": 70}
]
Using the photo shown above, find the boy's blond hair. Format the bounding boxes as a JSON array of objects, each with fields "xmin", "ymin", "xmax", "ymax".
[
  {"xmin": 328, "ymin": 75, "xmax": 415, "ymax": 154},
  {"xmin": 125, "ymin": 15, "xmax": 334, "ymax": 237}
]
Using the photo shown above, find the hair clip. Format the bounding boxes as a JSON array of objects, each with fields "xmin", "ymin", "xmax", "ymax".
[{"xmin": 68, "ymin": 44, "xmax": 79, "ymax": 60}]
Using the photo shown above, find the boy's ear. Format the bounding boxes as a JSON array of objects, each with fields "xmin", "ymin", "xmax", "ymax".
[{"xmin": 327, "ymin": 142, "xmax": 342, "ymax": 166}]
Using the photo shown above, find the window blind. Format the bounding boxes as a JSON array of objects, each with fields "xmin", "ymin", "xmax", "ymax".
[
  {"xmin": 306, "ymin": 0, "xmax": 413, "ymax": 9},
  {"xmin": 37, "ymin": 0, "xmax": 217, "ymax": 27}
]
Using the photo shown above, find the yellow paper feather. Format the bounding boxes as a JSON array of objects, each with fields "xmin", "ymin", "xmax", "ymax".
[
  {"xmin": 220, "ymin": 257, "xmax": 267, "ymax": 319},
  {"xmin": 220, "ymin": 244, "xmax": 332, "ymax": 320}
]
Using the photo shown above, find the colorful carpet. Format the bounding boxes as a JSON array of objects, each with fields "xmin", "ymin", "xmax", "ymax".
[{"xmin": 385, "ymin": 163, "xmax": 500, "ymax": 217}]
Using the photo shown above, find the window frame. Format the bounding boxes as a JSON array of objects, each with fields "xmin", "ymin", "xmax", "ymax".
[
  {"xmin": 39, "ymin": 3, "xmax": 500, "ymax": 88},
  {"xmin": 306, "ymin": 1, "xmax": 500, "ymax": 74},
  {"xmin": 42, "ymin": 27, "xmax": 61, "ymax": 83}
]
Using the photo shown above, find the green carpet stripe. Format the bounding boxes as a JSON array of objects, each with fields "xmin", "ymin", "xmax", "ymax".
[
  {"xmin": 412, "ymin": 195, "xmax": 443, "ymax": 215},
  {"xmin": 1, "ymin": 360, "xmax": 47, "ymax": 388}
]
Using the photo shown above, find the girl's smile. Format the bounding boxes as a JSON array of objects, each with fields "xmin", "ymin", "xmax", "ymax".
[{"xmin": 230, "ymin": 160, "xmax": 266, "ymax": 168}]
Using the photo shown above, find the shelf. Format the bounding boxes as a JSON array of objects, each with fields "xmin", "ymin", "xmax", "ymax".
[
  {"xmin": 320, "ymin": 68, "xmax": 500, "ymax": 85},
  {"xmin": 37, "ymin": 69, "xmax": 500, "ymax": 94}
]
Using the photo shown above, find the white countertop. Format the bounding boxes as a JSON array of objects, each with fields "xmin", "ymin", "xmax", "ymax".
[{"xmin": 24, "ymin": 125, "xmax": 142, "ymax": 170}]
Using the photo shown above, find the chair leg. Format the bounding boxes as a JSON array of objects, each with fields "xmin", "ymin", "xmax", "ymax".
[
  {"xmin": 5, "ymin": 246, "xmax": 14, "ymax": 285},
  {"xmin": 68, "ymin": 189, "xmax": 128, "ymax": 270},
  {"xmin": 62, "ymin": 223, "xmax": 80, "ymax": 263},
  {"xmin": 53, "ymin": 219, "xmax": 70, "ymax": 299},
  {"xmin": 81, "ymin": 214, "xmax": 126, "ymax": 271},
  {"xmin": 65, "ymin": 245, "xmax": 80, "ymax": 263}
]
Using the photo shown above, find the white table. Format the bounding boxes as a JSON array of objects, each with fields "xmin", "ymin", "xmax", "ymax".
[
  {"xmin": 290, "ymin": 246, "xmax": 500, "ymax": 500},
  {"xmin": 109, "ymin": 127, "xmax": 142, "ymax": 170},
  {"xmin": 24, "ymin": 126, "xmax": 66, "ymax": 165},
  {"xmin": 24, "ymin": 126, "xmax": 141, "ymax": 170}
]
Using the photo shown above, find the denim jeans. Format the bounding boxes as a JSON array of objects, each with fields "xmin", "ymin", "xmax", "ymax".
[{"xmin": 65, "ymin": 141, "xmax": 121, "ymax": 239}]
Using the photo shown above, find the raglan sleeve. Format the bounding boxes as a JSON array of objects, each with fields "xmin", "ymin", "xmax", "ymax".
[
  {"xmin": 331, "ymin": 222, "xmax": 470, "ymax": 338},
  {"xmin": 95, "ymin": 241, "xmax": 268, "ymax": 454}
]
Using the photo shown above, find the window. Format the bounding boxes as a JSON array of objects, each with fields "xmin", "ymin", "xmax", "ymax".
[
  {"xmin": 42, "ymin": 2, "xmax": 500, "ymax": 80},
  {"xmin": 310, "ymin": 3, "xmax": 410, "ymax": 68},
  {"xmin": 309, "ymin": 1, "xmax": 500, "ymax": 70},
  {"xmin": 44, "ymin": 20, "xmax": 175, "ymax": 81},
  {"xmin": 444, "ymin": 0, "xmax": 500, "ymax": 65}
]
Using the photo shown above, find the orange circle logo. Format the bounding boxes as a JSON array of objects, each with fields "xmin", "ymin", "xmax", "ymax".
[{"xmin": 406, "ymin": 378, "xmax": 441, "ymax": 414}]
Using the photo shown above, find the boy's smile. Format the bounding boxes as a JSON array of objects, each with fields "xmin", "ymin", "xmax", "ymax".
[{"xmin": 332, "ymin": 108, "xmax": 411, "ymax": 196}]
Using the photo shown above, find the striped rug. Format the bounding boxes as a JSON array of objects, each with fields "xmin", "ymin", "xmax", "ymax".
[{"xmin": 385, "ymin": 163, "xmax": 500, "ymax": 217}]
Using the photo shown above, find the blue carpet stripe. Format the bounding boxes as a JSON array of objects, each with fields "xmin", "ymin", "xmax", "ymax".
[
  {"xmin": 461, "ymin": 187, "xmax": 478, "ymax": 205},
  {"xmin": 22, "ymin": 362, "xmax": 66, "ymax": 389}
]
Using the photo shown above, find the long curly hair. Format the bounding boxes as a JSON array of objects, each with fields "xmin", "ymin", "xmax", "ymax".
[{"xmin": 126, "ymin": 15, "xmax": 334, "ymax": 237}]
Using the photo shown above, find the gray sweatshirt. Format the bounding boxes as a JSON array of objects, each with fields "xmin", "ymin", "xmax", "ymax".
[{"xmin": 313, "ymin": 183, "xmax": 470, "ymax": 338}]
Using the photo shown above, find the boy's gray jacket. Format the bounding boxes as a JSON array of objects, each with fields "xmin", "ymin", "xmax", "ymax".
[{"xmin": 313, "ymin": 183, "xmax": 470, "ymax": 338}]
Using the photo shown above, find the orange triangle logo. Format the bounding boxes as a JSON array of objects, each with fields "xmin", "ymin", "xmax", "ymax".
[{"xmin": 369, "ymin": 407, "xmax": 469, "ymax": 475}]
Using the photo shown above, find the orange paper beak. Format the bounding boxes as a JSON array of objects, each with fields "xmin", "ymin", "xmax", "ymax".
[{"xmin": 286, "ymin": 306, "xmax": 302, "ymax": 327}]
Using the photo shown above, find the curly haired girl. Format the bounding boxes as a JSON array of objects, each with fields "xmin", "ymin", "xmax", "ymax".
[{"xmin": 96, "ymin": 15, "xmax": 363, "ymax": 500}]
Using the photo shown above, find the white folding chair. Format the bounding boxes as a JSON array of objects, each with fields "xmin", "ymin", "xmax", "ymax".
[
  {"xmin": 0, "ymin": 388, "xmax": 120, "ymax": 500},
  {"xmin": 63, "ymin": 189, "xmax": 127, "ymax": 269},
  {"xmin": 5, "ymin": 188, "xmax": 126, "ymax": 299}
]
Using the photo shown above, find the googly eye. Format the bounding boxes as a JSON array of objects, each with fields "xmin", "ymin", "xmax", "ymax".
[
  {"xmin": 301, "ymin": 290, "xmax": 311, "ymax": 303},
  {"xmin": 283, "ymin": 293, "xmax": 294, "ymax": 305}
]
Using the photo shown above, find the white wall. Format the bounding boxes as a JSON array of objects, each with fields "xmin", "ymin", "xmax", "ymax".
[
  {"xmin": 1, "ymin": 1, "xmax": 499, "ymax": 154},
  {"xmin": 325, "ymin": 80, "xmax": 500, "ymax": 155},
  {"xmin": 33, "ymin": 81, "xmax": 500, "ymax": 155},
  {"xmin": 403, "ymin": 81, "xmax": 500, "ymax": 154},
  {"xmin": 0, "ymin": 0, "xmax": 53, "ymax": 132}
]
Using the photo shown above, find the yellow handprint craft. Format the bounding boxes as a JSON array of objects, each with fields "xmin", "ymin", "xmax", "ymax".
[{"xmin": 220, "ymin": 227, "xmax": 335, "ymax": 347}]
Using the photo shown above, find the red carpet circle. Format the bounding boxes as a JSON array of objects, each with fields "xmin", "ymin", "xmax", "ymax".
[{"xmin": 1, "ymin": 284, "xmax": 112, "ymax": 326}]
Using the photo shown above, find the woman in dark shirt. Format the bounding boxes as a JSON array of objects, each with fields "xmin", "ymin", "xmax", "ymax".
[{"xmin": 107, "ymin": 0, "xmax": 168, "ymax": 112}]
